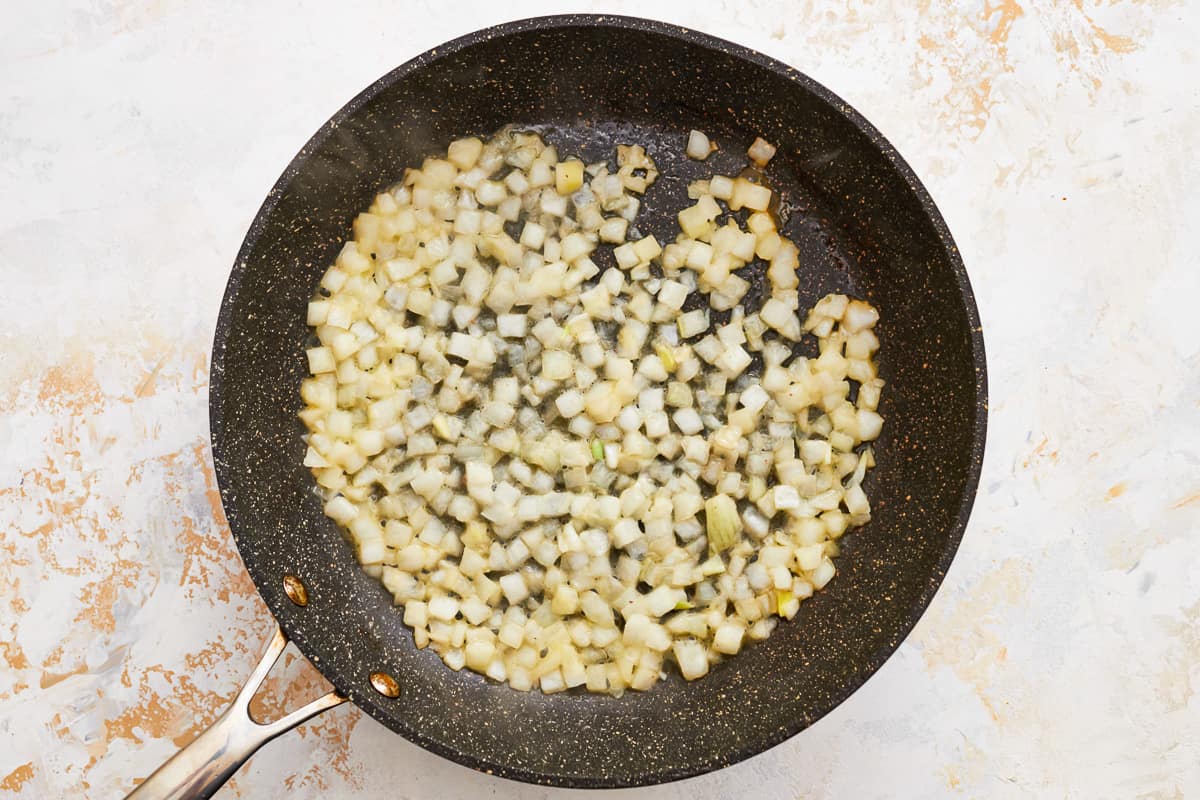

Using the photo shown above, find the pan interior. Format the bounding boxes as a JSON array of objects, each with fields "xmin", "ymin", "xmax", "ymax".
[{"xmin": 210, "ymin": 16, "xmax": 984, "ymax": 788}]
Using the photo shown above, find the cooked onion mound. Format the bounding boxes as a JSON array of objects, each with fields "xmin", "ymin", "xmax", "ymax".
[{"xmin": 300, "ymin": 128, "xmax": 883, "ymax": 695}]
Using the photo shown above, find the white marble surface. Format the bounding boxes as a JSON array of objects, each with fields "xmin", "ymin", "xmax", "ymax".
[{"xmin": 2, "ymin": 1, "xmax": 1198, "ymax": 797}]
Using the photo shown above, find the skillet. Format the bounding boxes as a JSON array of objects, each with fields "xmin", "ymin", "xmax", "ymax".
[{"xmin": 125, "ymin": 14, "xmax": 987, "ymax": 797}]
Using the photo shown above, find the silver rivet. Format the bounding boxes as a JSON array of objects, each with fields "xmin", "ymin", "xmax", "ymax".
[
  {"xmin": 370, "ymin": 671, "xmax": 400, "ymax": 698},
  {"xmin": 282, "ymin": 574, "xmax": 309, "ymax": 607}
]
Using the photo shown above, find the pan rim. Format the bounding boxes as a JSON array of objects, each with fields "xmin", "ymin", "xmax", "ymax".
[{"xmin": 209, "ymin": 12, "xmax": 988, "ymax": 789}]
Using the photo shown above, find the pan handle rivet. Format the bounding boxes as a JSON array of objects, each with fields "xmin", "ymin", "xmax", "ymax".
[
  {"xmin": 282, "ymin": 574, "xmax": 309, "ymax": 607},
  {"xmin": 370, "ymin": 671, "xmax": 401, "ymax": 698}
]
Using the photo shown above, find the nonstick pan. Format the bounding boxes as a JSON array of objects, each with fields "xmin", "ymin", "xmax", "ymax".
[{"xmin": 126, "ymin": 14, "xmax": 986, "ymax": 798}]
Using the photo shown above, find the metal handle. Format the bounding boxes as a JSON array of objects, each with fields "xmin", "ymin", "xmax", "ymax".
[{"xmin": 125, "ymin": 624, "xmax": 346, "ymax": 800}]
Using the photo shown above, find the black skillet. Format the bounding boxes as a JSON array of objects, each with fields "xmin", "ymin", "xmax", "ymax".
[{"xmin": 124, "ymin": 14, "xmax": 987, "ymax": 797}]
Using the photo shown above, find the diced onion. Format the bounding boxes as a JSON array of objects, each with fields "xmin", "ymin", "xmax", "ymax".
[
  {"xmin": 301, "ymin": 125, "xmax": 884, "ymax": 697},
  {"xmin": 686, "ymin": 129, "xmax": 715, "ymax": 160},
  {"xmin": 747, "ymin": 136, "xmax": 777, "ymax": 166}
]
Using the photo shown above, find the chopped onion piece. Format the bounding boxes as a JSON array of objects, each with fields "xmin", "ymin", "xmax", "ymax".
[
  {"xmin": 747, "ymin": 137, "xmax": 777, "ymax": 166},
  {"xmin": 301, "ymin": 126, "xmax": 884, "ymax": 696},
  {"xmin": 686, "ymin": 129, "xmax": 714, "ymax": 160}
]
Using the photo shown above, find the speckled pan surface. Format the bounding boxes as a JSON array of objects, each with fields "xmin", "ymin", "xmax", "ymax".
[{"xmin": 208, "ymin": 14, "xmax": 986, "ymax": 788}]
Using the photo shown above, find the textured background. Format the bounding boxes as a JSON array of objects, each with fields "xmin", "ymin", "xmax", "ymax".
[{"xmin": 1, "ymin": 1, "xmax": 1197, "ymax": 798}]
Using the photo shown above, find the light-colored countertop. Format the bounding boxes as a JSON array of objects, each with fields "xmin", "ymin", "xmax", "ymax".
[{"xmin": 2, "ymin": 1, "xmax": 1197, "ymax": 797}]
